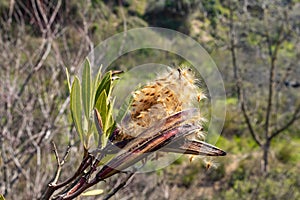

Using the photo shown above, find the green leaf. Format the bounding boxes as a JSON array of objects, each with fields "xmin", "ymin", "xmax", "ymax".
[
  {"xmin": 105, "ymin": 100, "xmax": 114, "ymax": 133},
  {"xmin": 106, "ymin": 122, "xmax": 116, "ymax": 137},
  {"xmin": 94, "ymin": 108, "xmax": 103, "ymax": 147},
  {"xmin": 93, "ymin": 64, "xmax": 102, "ymax": 90},
  {"xmin": 92, "ymin": 64, "xmax": 102, "ymax": 109},
  {"xmin": 82, "ymin": 58, "xmax": 92, "ymax": 119},
  {"xmin": 81, "ymin": 189, "xmax": 104, "ymax": 196},
  {"xmin": 70, "ymin": 77, "xmax": 83, "ymax": 143},
  {"xmin": 92, "ymin": 121, "xmax": 100, "ymax": 148},
  {"xmin": 94, "ymin": 71, "xmax": 112, "ymax": 104},
  {"xmin": 65, "ymin": 68, "xmax": 71, "ymax": 92},
  {"xmin": 95, "ymin": 90, "xmax": 108, "ymax": 128}
]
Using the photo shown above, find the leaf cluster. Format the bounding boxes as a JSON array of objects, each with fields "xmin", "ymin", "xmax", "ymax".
[{"xmin": 67, "ymin": 58, "xmax": 115, "ymax": 151}]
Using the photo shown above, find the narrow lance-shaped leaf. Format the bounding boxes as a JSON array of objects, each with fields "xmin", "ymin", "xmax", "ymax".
[
  {"xmin": 70, "ymin": 77, "xmax": 83, "ymax": 143},
  {"xmin": 94, "ymin": 90, "xmax": 109, "ymax": 147},
  {"xmin": 94, "ymin": 71, "xmax": 112, "ymax": 105},
  {"xmin": 95, "ymin": 90, "xmax": 108, "ymax": 127},
  {"xmin": 94, "ymin": 108, "xmax": 103, "ymax": 148},
  {"xmin": 106, "ymin": 122, "xmax": 116, "ymax": 140},
  {"xmin": 65, "ymin": 68, "xmax": 71, "ymax": 92},
  {"xmin": 81, "ymin": 189, "xmax": 104, "ymax": 196},
  {"xmin": 93, "ymin": 64, "xmax": 102, "ymax": 92},
  {"xmin": 82, "ymin": 58, "xmax": 92, "ymax": 119},
  {"xmin": 104, "ymin": 100, "xmax": 114, "ymax": 134},
  {"xmin": 92, "ymin": 64, "xmax": 102, "ymax": 111}
]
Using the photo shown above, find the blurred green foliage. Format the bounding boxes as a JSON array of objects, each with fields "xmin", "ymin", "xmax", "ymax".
[{"xmin": 1, "ymin": 0, "xmax": 299, "ymax": 199}]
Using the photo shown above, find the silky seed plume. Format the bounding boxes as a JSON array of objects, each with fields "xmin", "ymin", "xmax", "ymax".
[{"xmin": 129, "ymin": 66, "xmax": 206, "ymax": 136}]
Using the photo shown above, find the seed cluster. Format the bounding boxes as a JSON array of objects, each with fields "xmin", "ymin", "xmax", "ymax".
[{"xmin": 130, "ymin": 67, "xmax": 205, "ymax": 132}]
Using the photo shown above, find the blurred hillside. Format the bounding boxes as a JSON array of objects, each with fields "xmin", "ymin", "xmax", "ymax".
[{"xmin": 0, "ymin": 0, "xmax": 300, "ymax": 199}]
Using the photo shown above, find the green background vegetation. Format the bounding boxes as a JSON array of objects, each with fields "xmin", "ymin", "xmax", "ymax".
[{"xmin": 0, "ymin": 0, "xmax": 299, "ymax": 199}]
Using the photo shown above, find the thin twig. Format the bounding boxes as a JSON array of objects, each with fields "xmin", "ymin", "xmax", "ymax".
[
  {"xmin": 228, "ymin": 5, "xmax": 261, "ymax": 147},
  {"xmin": 103, "ymin": 172, "xmax": 135, "ymax": 200},
  {"xmin": 240, "ymin": 91, "xmax": 262, "ymax": 147},
  {"xmin": 269, "ymin": 105, "xmax": 300, "ymax": 140},
  {"xmin": 40, "ymin": 142, "xmax": 71, "ymax": 200}
]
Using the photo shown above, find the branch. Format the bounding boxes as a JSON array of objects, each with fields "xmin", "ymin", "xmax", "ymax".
[
  {"xmin": 269, "ymin": 105, "xmax": 300, "ymax": 140},
  {"xmin": 41, "ymin": 142, "xmax": 71, "ymax": 200},
  {"xmin": 264, "ymin": 20, "xmax": 286, "ymax": 138},
  {"xmin": 31, "ymin": 0, "xmax": 45, "ymax": 31},
  {"xmin": 8, "ymin": 0, "xmax": 15, "ymax": 26},
  {"xmin": 54, "ymin": 142, "xmax": 71, "ymax": 183},
  {"xmin": 103, "ymin": 172, "xmax": 135, "ymax": 200},
  {"xmin": 240, "ymin": 91, "xmax": 262, "ymax": 147},
  {"xmin": 229, "ymin": 3, "xmax": 238, "ymax": 84},
  {"xmin": 228, "ymin": 7, "xmax": 261, "ymax": 147},
  {"xmin": 36, "ymin": 0, "xmax": 48, "ymax": 27},
  {"xmin": 48, "ymin": 0, "xmax": 62, "ymax": 30},
  {"xmin": 57, "ymin": 109, "xmax": 205, "ymax": 199}
]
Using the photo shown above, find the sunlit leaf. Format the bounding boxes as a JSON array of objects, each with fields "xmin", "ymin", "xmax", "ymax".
[
  {"xmin": 93, "ymin": 64, "xmax": 102, "ymax": 91},
  {"xmin": 81, "ymin": 189, "xmax": 104, "ymax": 196},
  {"xmin": 70, "ymin": 76, "xmax": 83, "ymax": 142},
  {"xmin": 95, "ymin": 71, "xmax": 112, "ymax": 104},
  {"xmin": 94, "ymin": 108, "xmax": 103, "ymax": 147},
  {"xmin": 82, "ymin": 58, "xmax": 92, "ymax": 119},
  {"xmin": 95, "ymin": 90, "xmax": 108, "ymax": 125},
  {"xmin": 65, "ymin": 68, "xmax": 71, "ymax": 92},
  {"xmin": 106, "ymin": 122, "xmax": 116, "ymax": 138},
  {"xmin": 105, "ymin": 100, "xmax": 114, "ymax": 133}
]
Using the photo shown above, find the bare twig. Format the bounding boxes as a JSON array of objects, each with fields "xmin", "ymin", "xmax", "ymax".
[
  {"xmin": 240, "ymin": 90, "xmax": 262, "ymax": 147},
  {"xmin": 41, "ymin": 142, "xmax": 71, "ymax": 200},
  {"xmin": 48, "ymin": 0, "xmax": 62, "ymax": 30},
  {"xmin": 103, "ymin": 172, "xmax": 135, "ymax": 200},
  {"xmin": 229, "ymin": 6, "xmax": 261, "ymax": 147},
  {"xmin": 269, "ymin": 105, "xmax": 300, "ymax": 140},
  {"xmin": 264, "ymin": 21, "xmax": 284, "ymax": 139}
]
